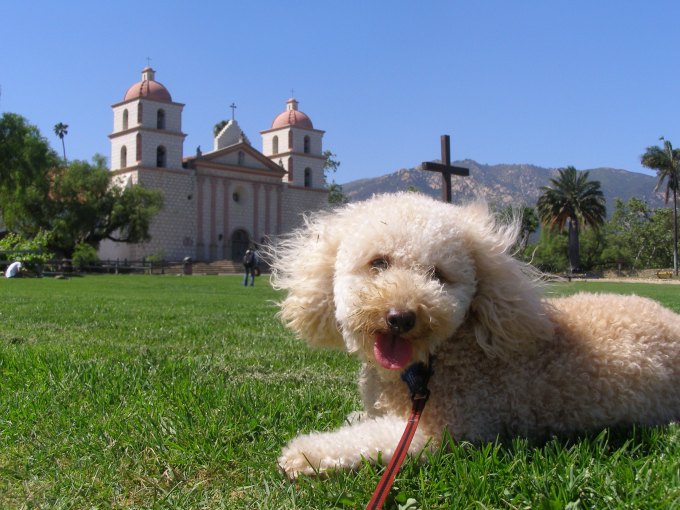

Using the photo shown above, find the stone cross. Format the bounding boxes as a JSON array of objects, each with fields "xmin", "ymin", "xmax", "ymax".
[
  {"xmin": 421, "ymin": 135, "xmax": 469, "ymax": 203},
  {"xmin": 230, "ymin": 102, "xmax": 237, "ymax": 121}
]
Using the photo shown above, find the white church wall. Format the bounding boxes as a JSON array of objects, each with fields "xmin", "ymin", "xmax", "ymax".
[
  {"xmin": 261, "ymin": 132, "xmax": 278, "ymax": 156},
  {"xmin": 112, "ymin": 105, "xmax": 128, "ymax": 133},
  {"xmin": 139, "ymin": 131, "xmax": 184, "ymax": 170},
  {"xmin": 136, "ymin": 168, "xmax": 196, "ymax": 261},
  {"xmin": 152, "ymin": 103, "xmax": 182, "ymax": 132},
  {"xmin": 290, "ymin": 128, "xmax": 322, "ymax": 155},
  {"xmin": 229, "ymin": 183, "xmax": 254, "ymax": 235},
  {"xmin": 280, "ymin": 186, "xmax": 329, "ymax": 234},
  {"xmin": 214, "ymin": 120, "xmax": 241, "ymax": 150},
  {"xmin": 110, "ymin": 131, "xmax": 138, "ymax": 170}
]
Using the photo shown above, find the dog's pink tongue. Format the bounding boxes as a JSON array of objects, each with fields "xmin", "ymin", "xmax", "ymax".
[{"xmin": 374, "ymin": 333, "xmax": 413, "ymax": 370}]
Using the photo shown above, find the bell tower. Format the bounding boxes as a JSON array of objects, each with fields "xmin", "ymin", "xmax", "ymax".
[
  {"xmin": 261, "ymin": 98, "xmax": 325, "ymax": 189},
  {"xmin": 109, "ymin": 67, "xmax": 186, "ymax": 172}
]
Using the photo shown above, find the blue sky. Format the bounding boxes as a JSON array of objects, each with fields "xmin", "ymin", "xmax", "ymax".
[{"xmin": 2, "ymin": 1, "xmax": 678, "ymax": 184}]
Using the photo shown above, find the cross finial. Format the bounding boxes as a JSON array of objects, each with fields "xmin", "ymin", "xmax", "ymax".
[
  {"xmin": 229, "ymin": 102, "xmax": 237, "ymax": 121},
  {"xmin": 290, "ymin": 88, "xmax": 295, "ymax": 98},
  {"xmin": 146, "ymin": 57, "xmax": 152, "ymax": 68}
]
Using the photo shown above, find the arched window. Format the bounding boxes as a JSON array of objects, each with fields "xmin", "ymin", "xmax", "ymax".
[
  {"xmin": 288, "ymin": 130, "xmax": 293, "ymax": 149},
  {"xmin": 120, "ymin": 146, "xmax": 127, "ymax": 168},
  {"xmin": 137, "ymin": 102, "xmax": 143, "ymax": 124},
  {"xmin": 287, "ymin": 157, "xmax": 293, "ymax": 182},
  {"xmin": 238, "ymin": 151, "xmax": 245, "ymax": 166},
  {"xmin": 304, "ymin": 167, "xmax": 312, "ymax": 187},
  {"xmin": 136, "ymin": 133, "xmax": 142, "ymax": 162},
  {"xmin": 304, "ymin": 136, "xmax": 311, "ymax": 154},
  {"xmin": 122, "ymin": 109, "xmax": 129, "ymax": 130},
  {"xmin": 272, "ymin": 135, "xmax": 279, "ymax": 154},
  {"xmin": 156, "ymin": 146, "xmax": 167, "ymax": 168},
  {"xmin": 157, "ymin": 109, "xmax": 166, "ymax": 129}
]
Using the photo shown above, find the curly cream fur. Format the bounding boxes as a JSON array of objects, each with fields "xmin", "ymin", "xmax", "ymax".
[{"xmin": 270, "ymin": 192, "xmax": 680, "ymax": 479}]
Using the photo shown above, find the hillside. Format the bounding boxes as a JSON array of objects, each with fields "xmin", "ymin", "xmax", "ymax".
[{"xmin": 341, "ymin": 161, "xmax": 665, "ymax": 211}]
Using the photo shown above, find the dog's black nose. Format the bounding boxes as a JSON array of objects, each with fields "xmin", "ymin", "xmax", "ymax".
[{"xmin": 386, "ymin": 310, "xmax": 416, "ymax": 333}]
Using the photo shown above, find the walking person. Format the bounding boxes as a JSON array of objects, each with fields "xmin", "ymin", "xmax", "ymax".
[{"xmin": 242, "ymin": 248, "xmax": 257, "ymax": 286}]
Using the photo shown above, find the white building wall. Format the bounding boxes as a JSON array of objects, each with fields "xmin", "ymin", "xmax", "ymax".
[
  {"xmin": 290, "ymin": 154, "xmax": 325, "ymax": 188},
  {"xmin": 112, "ymin": 105, "xmax": 129, "ymax": 133},
  {"xmin": 280, "ymin": 186, "xmax": 329, "ymax": 234},
  {"xmin": 289, "ymin": 127, "xmax": 323, "ymax": 154},
  {"xmin": 136, "ymin": 168, "xmax": 196, "ymax": 261},
  {"xmin": 100, "ymin": 168, "xmax": 196, "ymax": 262},
  {"xmin": 110, "ymin": 131, "xmax": 138, "ymax": 170},
  {"xmin": 261, "ymin": 131, "xmax": 279, "ymax": 156},
  {"xmin": 139, "ymin": 131, "xmax": 184, "ymax": 170},
  {"xmin": 229, "ymin": 182, "xmax": 254, "ymax": 234},
  {"xmin": 214, "ymin": 120, "xmax": 242, "ymax": 150},
  {"xmin": 136, "ymin": 99, "xmax": 182, "ymax": 131}
]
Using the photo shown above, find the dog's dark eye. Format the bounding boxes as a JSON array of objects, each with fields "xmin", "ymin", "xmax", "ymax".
[{"xmin": 370, "ymin": 257, "xmax": 390, "ymax": 271}]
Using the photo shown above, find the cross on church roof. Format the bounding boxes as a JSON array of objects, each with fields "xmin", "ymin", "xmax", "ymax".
[
  {"xmin": 230, "ymin": 102, "xmax": 237, "ymax": 121},
  {"xmin": 146, "ymin": 57, "xmax": 152, "ymax": 67},
  {"xmin": 421, "ymin": 134, "xmax": 469, "ymax": 203}
]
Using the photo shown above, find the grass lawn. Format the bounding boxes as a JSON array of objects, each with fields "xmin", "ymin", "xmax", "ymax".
[{"xmin": 0, "ymin": 276, "xmax": 678, "ymax": 509}]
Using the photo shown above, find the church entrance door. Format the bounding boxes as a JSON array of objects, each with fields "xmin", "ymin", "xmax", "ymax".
[{"xmin": 231, "ymin": 229, "xmax": 250, "ymax": 261}]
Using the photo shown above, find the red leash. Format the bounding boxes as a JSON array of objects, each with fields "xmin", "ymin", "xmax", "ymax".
[{"xmin": 366, "ymin": 360, "xmax": 433, "ymax": 510}]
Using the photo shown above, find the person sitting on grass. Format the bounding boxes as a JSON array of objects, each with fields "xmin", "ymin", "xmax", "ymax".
[{"xmin": 5, "ymin": 261, "xmax": 22, "ymax": 278}]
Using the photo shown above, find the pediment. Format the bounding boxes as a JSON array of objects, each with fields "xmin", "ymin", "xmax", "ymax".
[{"xmin": 184, "ymin": 142, "xmax": 286, "ymax": 177}]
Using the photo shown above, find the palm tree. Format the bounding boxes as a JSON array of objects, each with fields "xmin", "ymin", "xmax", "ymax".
[
  {"xmin": 641, "ymin": 137, "xmax": 680, "ymax": 275},
  {"xmin": 53, "ymin": 122, "xmax": 68, "ymax": 161},
  {"xmin": 537, "ymin": 166, "xmax": 606, "ymax": 273}
]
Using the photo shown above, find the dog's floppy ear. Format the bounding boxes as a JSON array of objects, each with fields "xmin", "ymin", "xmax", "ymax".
[
  {"xmin": 268, "ymin": 212, "xmax": 344, "ymax": 349},
  {"xmin": 462, "ymin": 204, "xmax": 554, "ymax": 358}
]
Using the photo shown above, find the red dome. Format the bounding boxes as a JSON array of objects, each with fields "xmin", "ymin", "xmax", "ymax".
[
  {"xmin": 123, "ymin": 67, "xmax": 172, "ymax": 102},
  {"xmin": 271, "ymin": 98, "xmax": 313, "ymax": 129}
]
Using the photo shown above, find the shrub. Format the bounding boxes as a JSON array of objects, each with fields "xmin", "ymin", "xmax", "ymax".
[
  {"xmin": 72, "ymin": 242, "xmax": 100, "ymax": 270},
  {"xmin": 0, "ymin": 231, "xmax": 54, "ymax": 270}
]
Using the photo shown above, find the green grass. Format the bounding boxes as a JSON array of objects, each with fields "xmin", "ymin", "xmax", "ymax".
[{"xmin": 0, "ymin": 276, "xmax": 678, "ymax": 509}]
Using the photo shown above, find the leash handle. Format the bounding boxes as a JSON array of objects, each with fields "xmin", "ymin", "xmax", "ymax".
[{"xmin": 366, "ymin": 360, "xmax": 433, "ymax": 510}]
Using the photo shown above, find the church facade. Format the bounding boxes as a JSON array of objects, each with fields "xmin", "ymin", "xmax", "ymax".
[{"xmin": 99, "ymin": 67, "xmax": 328, "ymax": 262}]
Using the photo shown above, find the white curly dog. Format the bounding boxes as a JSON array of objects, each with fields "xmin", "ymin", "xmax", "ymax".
[{"xmin": 270, "ymin": 192, "xmax": 680, "ymax": 479}]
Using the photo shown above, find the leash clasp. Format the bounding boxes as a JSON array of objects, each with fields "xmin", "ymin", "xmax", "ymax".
[{"xmin": 400, "ymin": 358, "xmax": 434, "ymax": 403}]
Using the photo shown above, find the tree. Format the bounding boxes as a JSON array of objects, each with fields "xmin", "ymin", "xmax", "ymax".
[
  {"xmin": 525, "ymin": 228, "xmax": 569, "ymax": 273},
  {"xmin": 213, "ymin": 120, "xmax": 228, "ymax": 137},
  {"xmin": 53, "ymin": 122, "xmax": 68, "ymax": 161},
  {"xmin": 0, "ymin": 114, "xmax": 60, "ymax": 232},
  {"xmin": 641, "ymin": 137, "xmax": 680, "ymax": 275},
  {"xmin": 601, "ymin": 198, "xmax": 673, "ymax": 271},
  {"xmin": 536, "ymin": 166, "xmax": 606, "ymax": 272},
  {"xmin": 0, "ymin": 114, "xmax": 163, "ymax": 257},
  {"xmin": 323, "ymin": 150, "xmax": 347, "ymax": 205},
  {"xmin": 0, "ymin": 113, "xmax": 59, "ymax": 193},
  {"xmin": 42, "ymin": 157, "xmax": 163, "ymax": 257},
  {"xmin": 0, "ymin": 230, "xmax": 54, "ymax": 271}
]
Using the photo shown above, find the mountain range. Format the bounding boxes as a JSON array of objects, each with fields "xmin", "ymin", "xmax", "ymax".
[{"xmin": 341, "ymin": 160, "xmax": 666, "ymax": 212}]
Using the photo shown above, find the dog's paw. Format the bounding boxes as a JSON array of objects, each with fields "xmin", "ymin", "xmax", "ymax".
[
  {"xmin": 278, "ymin": 442, "xmax": 337, "ymax": 479},
  {"xmin": 277, "ymin": 417, "xmax": 421, "ymax": 479}
]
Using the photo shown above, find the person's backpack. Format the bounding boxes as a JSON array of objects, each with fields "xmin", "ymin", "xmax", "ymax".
[{"xmin": 243, "ymin": 250, "xmax": 255, "ymax": 267}]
